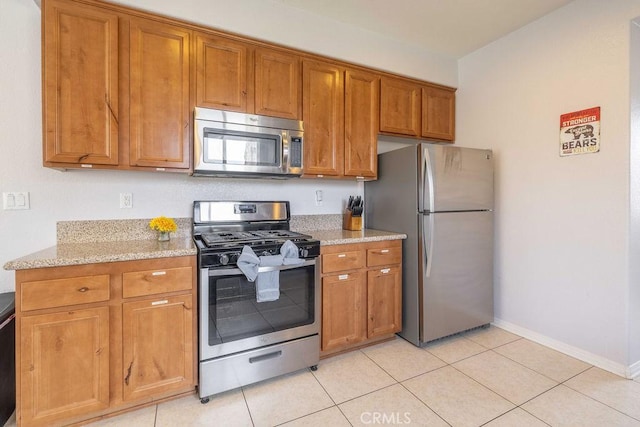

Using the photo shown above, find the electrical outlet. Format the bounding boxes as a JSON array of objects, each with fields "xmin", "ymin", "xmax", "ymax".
[
  {"xmin": 3, "ymin": 192, "xmax": 30, "ymax": 210},
  {"xmin": 315, "ymin": 190, "xmax": 323, "ymax": 206},
  {"xmin": 120, "ymin": 193, "xmax": 133, "ymax": 208}
]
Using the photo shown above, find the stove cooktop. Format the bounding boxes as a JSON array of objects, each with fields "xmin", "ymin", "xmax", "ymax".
[
  {"xmin": 194, "ymin": 229, "xmax": 320, "ymax": 268},
  {"xmin": 200, "ymin": 230, "xmax": 311, "ymax": 247},
  {"xmin": 192, "ymin": 201, "xmax": 320, "ymax": 268}
]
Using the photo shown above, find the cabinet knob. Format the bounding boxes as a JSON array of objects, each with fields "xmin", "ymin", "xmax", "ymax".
[
  {"xmin": 338, "ymin": 274, "xmax": 349, "ymax": 280},
  {"xmin": 78, "ymin": 287, "xmax": 89, "ymax": 292},
  {"xmin": 151, "ymin": 271, "xmax": 167, "ymax": 276}
]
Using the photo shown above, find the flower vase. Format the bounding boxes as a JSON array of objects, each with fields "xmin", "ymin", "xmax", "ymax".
[{"xmin": 157, "ymin": 231, "xmax": 170, "ymax": 242}]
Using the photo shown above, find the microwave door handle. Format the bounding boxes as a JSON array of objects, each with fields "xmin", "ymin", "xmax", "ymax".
[{"xmin": 281, "ymin": 130, "xmax": 288, "ymax": 172}]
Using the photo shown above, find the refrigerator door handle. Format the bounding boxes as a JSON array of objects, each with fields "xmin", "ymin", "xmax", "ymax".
[
  {"xmin": 422, "ymin": 214, "xmax": 434, "ymax": 278},
  {"xmin": 420, "ymin": 145, "xmax": 435, "ymax": 213}
]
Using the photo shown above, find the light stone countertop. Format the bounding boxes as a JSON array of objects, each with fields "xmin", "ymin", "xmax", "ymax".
[
  {"xmin": 2, "ymin": 215, "xmax": 405, "ymax": 270},
  {"xmin": 3, "ymin": 238, "xmax": 196, "ymax": 270},
  {"xmin": 306, "ymin": 228, "xmax": 406, "ymax": 246}
]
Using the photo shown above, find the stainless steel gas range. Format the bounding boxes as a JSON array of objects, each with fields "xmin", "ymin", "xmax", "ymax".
[{"xmin": 193, "ymin": 201, "xmax": 321, "ymax": 402}]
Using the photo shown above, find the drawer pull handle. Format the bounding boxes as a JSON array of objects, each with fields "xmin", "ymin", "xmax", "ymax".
[
  {"xmin": 78, "ymin": 287, "xmax": 89, "ymax": 293},
  {"xmin": 338, "ymin": 274, "xmax": 349, "ymax": 280},
  {"xmin": 381, "ymin": 249, "xmax": 389, "ymax": 253},
  {"xmin": 249, "ymin": 350, "xmax": 282, "ymax": 363},
  {"xmin": 152, "ymin": 271, "xmax": 167, "ymax": 276},
  {"xmin": 381, "ymin": 268, "xmax": 390, "ymax": 274},
  {"xmin": 337, "ymin": 254, "xmax": 346, "ymax": 258},
  {"xmin": 151, "ymin": 300, "xmax": 168, "ymax": 306}
]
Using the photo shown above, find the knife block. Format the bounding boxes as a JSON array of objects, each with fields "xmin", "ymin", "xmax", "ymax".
[{"xmin": 343, "ymin": 211, "xmax": 362, "ymax": 231}]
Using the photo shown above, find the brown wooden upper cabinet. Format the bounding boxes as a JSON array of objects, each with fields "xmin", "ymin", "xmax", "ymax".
[
  {"xmin": 380, "ymin": 76, "xmax": 456, "ymax": 142},
  {"xmin": 422, "ymin": 85, "xmax": 456, "ymax": 141},
  {"xmin": 43, "ymin": 0, "xmax": 191, "ymax": 171},
  {"xmin": 195, "ymin": 34, "xmax": 301, "ymax": 120},
  {"xmin": 379, "ymin": 77, "xmax": 421, "ymax": 137},
  {"xmin": 42, "ymin": 0, "xmax": 456, "ymax": 176},
  {"xmin": 302, "ymin": 60, "xmax": 344, "ymax": 177},
  {"xmin": 344, "ymin": 69, "xmax": 379, "ymax": 178},
  {"xmin": 302, "ymin": 60, "xmax": 378, "ymax": 179},
  {"xmin": 128, "ymin": 18, "xmax": 191, "ymax": 169},
  {"xmin": 43, "ymin": 0, "xmax": 119, "ymax": 166},
  {"xmin": 195, "ymin": 33, "xmax": 252, "ymax": 113}
]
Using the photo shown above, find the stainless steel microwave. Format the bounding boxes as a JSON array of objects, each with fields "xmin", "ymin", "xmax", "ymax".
[{"xmin": 193, "ymin": 107, "xmax": 304, "ymax": 178}]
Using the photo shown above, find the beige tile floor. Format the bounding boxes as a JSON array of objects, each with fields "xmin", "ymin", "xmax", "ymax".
[{"xmin": 5, "ymin": 326, "xmax": 640, "ymax": 426}]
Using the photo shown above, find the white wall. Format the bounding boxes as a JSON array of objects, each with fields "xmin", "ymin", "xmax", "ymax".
[
  {"xmin": 0, "ymin": 0, "xmax": 457, "ymax": 293},
  {"xmin": 457, "ymin": 0, "xmax": 640, "ymax": 370}
]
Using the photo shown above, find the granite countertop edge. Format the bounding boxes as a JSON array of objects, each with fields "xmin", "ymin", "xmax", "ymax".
[
  {"xmin": 305, "ymin": 228, "xmax": 407, "ymax": 246},
  {"xmin": 3, "ymin": 229, "xmax": 406, "ymax": 270},
  {"xmin": 3, "ymin": 238, "xmax": 197, "ymax": 271}
]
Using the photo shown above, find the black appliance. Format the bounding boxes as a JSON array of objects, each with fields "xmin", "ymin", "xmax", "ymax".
[{"xmin": 0, "ymin": 292, "xmax": 15, "ymax": 426}]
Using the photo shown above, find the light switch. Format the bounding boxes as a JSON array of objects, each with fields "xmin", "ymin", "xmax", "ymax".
[{"xmin": 3, "ymin": 192, "xmax": 30, "ymax": 210}]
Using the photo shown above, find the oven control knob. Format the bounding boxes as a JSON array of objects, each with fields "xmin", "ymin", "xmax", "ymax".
[
  {"xmin": 262, "ymin": 250, "xmax": 271, "ymax": 256},
  {"xmin": 299, "ymin": 248, "xmax": 309, "ymax": 257},
  {"xmin": 219, "ymin": 254, "xmax": 229, "ymax": 265}
]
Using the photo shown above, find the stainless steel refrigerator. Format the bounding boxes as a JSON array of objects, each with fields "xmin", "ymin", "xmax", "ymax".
[{"xmin": 365, "ymin": 143, "xmax": 494, "ymax": 345}]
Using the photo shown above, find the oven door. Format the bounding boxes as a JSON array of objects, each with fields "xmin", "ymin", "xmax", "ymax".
[{"xmin": 199, "ymin": 259, "xmax": 319, "ymax": 361}]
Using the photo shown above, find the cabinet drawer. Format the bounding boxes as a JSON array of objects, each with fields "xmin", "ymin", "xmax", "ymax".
[
  {"xmin": 123, "ymin": 266, "xmax": 192, "ymax": 298},
  {"xmin": 21, "ymin": 275, "xmax": 110, "ymax": 312},
  {"xmin": 322, "ymin": 250, "xmax": 365, "ymax": 273},
  {"xmin": 367, "ymin": 245, "xmax": 402, "ymax": 267}
]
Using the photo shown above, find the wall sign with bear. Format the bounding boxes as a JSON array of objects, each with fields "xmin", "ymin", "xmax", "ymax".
[{"xmin": 559, "ymin": 106, "xmax": 600, "ymax": 157}]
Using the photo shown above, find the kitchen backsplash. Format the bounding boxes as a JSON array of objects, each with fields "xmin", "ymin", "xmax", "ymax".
[
  {"xmin": 290, "ymin": 214, "xmax": 342, "ymax": 232},
  {"xmin": 57, "ymin": 218, "xmax": 193, "ymax": 243},
  {"xmin": 57, "ymin": 214, "xmax": 343, "ymax": 243}
]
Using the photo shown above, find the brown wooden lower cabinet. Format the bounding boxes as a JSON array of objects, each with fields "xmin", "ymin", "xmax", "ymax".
[
  {"xmin": 320, "ymin": 239, "xmax": 402, "ymax": 356},
  {"xmin": 20, "ymin": 307, "xmax": 110, "ymax": 426},
  {"xmin": 14, "ymin": 256, "xmax": 197, "ymax": 427},
  {"xmin": 122, "ymin": 295, "xmax": 194, "ymax": 402}
]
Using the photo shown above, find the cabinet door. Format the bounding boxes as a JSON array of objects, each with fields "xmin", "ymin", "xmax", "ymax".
[
  {"xmin": 344, "ymin": 69, "xmax": 379, "ymax": 178},
  {"xmin": 195, "ymin": 33, "xmax": 253, "ymax": 112},
  {"xmin": 129, "ymin": 18, "xmax": 191, "ymax": 169},
  {"xmin": 302, "ymin": 60, "xmax": 344, "ymax": 177},
  {"xmin": 254, "ymin": 48, "xmax": 301, "ymax": 119},
  {"xmin": 379, "ymin": 77, "xmax": 421, "ymax": 137},
  {"xmin": 43, "ymin": 0, "xmax": 119, "ymax": 165},
  {"xmin": 20, "ymin": 307, "xmax": 109, "ymax": 425},
  {"xmin": 367, "ymin": 266, "xmax": 402, "ymax": 338},
  {"xmin": 122, "ymin": 294, "xmax": 194, "ymax": 401},
  {"xmin": 321, "ymin": 271, "xmax": 366, "ymax": 352},
  {"xmin": 422, "ymin": 86, "xmax": 456, "ymax": 141}
]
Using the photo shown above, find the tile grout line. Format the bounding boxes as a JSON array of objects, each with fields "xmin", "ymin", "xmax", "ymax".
[
  {"xmin": 554, "ymin": 366, "xmax": 640, "ymax": 423},
  {"xmin": 240, "ymin": 386, "xmax": 257, "ymax": 427},
  {"xmin": 360, "ymin": 340, "xmax": 454, "ymax": 426}
]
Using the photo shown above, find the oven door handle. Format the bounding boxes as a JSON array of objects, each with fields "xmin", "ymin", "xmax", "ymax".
[{"xmin": 207, "ymin": 258, "xmax": 316, "ymax": 277}]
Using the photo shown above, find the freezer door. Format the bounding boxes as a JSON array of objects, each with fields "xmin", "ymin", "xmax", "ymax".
[
  {"xmin": 420, "ymin": 211, "xmax": 493, "ymax": 342},
  {"xmin": 420, "ymin": 144, "xmax": 493, "ymax": 213}
]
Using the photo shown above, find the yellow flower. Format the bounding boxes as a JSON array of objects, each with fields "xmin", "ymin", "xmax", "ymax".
[{"xmin": 149, "ymin": 216, "xmax": 177, "ymax": 233}]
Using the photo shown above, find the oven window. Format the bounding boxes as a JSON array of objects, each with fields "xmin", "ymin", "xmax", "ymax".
[
  {"xmin": 203, "ymin": 128, "xmax": 280, "ymax": 167},
  {"xmin": 208, "ymin": 265, "xmax": 315, "ymax": 345}
]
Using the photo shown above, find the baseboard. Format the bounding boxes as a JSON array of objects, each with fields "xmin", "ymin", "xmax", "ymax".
[
  {"xmin": 627, "ymin": 358, "xmax": 640, "ymax": 379},
  {"xmin": 492, "ymin": 318, "xmax": 636, "ymax": 379}
]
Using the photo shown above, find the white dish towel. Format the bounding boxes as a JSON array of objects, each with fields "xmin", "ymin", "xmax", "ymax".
[
  {"xmin": 236, "ymin": 241, "xmax": 304, "ymax": 303},
  {"xmin": 237, "ymin": 246, "xmax": 259, "ymax": 281},
  {"xmin": 256, "ymin": 254, "xmax": 284, "ymax": 302},
  {"xmin": 280, "ymin": 240, "xmax": 304, "ymax": 265}
]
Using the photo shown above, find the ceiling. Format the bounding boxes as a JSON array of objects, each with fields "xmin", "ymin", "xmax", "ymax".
[{"xmin": 270, "ymin": 0, "xmax": 574, "ymax": 59}]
